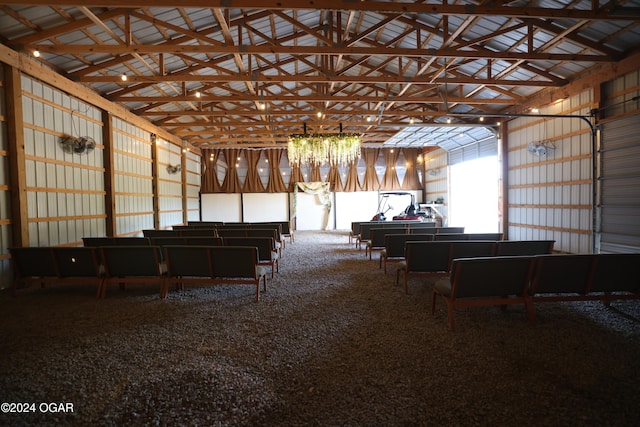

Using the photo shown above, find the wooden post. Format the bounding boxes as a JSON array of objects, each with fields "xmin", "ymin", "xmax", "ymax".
[
  {"xmin": 5, "ymin": 64, "xmax": 29, "ymax": 247},
  {"xmin": 102, "ymin": 111, "xmax": 117, "ymax": 236}
]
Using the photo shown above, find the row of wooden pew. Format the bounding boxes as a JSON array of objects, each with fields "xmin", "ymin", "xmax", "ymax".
[
  {"xmin": 368, "ymin": 231, "xmax": 504, "ymax": 260},
  {"xmin": 432, "ymin": 253, "xmax": 640, "ymax": 331},
  {"xmin": 172, "ymin": 220, "xmax": 294, "ymax": 245},
  {"xmin": 9, "ymin": 243, "xmax": 271, "ymax": 301},
  {"xmin": 144, "ymin": 225, "xmax": 287, "ymax": 256},
  {"xmin": 349, "ymin": 220, "xmax": 461, "ymax": 247},
  {"xmin": 394, "ymin": 239, "xmax": 556, "ymax": 292},
  {"xmin": 83, "ymin": 235, "xmax": 280, "ymax": 277}
]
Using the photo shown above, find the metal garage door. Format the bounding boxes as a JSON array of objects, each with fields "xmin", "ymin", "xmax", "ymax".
[{"xmin": 596, "ymin": 113, "xmax": 640, "ymax": 253}]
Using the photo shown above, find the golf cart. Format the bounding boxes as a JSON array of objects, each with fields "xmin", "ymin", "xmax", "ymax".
[{"xmin": 372, "ymin": 191, "xmax": 428, "ymax": 221}]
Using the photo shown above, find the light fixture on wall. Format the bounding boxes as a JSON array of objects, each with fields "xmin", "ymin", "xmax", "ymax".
[
  {"xmin": 166, "ymin": 164, "xmax": 181, "ymax": 174},
  {"xmin": 59, "ymin": 135, "xmax": 96, "ymax": 154},
  {"xmin": 287, "ymin": 123, "xmax": 361, "ymax": 166},
  {"xmin": 527, "ymin": 140, "xmax": 555, "ymax": 157}
]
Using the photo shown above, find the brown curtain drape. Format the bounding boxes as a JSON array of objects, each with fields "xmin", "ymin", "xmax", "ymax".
[
  {"xmin": 220, "ymin": 149, "xmax": 242, "ymax": 193},
  {"xmin": 265, "ymin": 149, "xmax": 288, "ymax": 193},
  {"xmin": 310, "ymin": 163, "xmax": 322, "ymax": 182},
  {"xmin": 289, "ymin": 163, "xmax": 305, "ymax": 191},
  {"xmin": 326, "ymin": 163, "xmax": 343, "ymax": 192},
  {"xmin": 242, "ymin": 149, "xmax": 264, "ymax": 193},
  {"xmin": 360, "ymin": 148, "xmax": 380, "ymax": 191},
  {"xmin": 401, "ymin": 148, "xmax": 423, "ymax": 190},
  {"xmin": 201, "ymin": 149, "xmax": 222, "ymax": 193},
  {"xmin": 342, "ymin": 159, "xmax": 360, "ymax": 192},
  {"xmin": 380, "ymin": 148, "xmax": 401, "ymax": 190}
]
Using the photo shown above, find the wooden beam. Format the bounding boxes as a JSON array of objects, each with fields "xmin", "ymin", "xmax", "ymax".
[
  {"xmin": 78, "ymin": 74, "xmax": 560, "ymax": 86},
  {"xmin": 102, "ymin": 111, "xmax": 117, "ymax": 236},
  {"xmin": 33, "ymin": 44, "xmax": 614, "ymax": 62},
  {"xmin": 1, "ymin": 1, "xmax": 635, "ymax": 21},
  {"xmin": 118, "ymin": 95, "xmax": 517, "ymax": 104},
  {"xmin": 4, "ymin": 63, "xmax": 29, "ymax": 247}
]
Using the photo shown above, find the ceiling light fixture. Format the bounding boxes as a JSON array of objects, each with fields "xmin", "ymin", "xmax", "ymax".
[{"xmin": 287, "ymin": 123, "xmax": 361, "ymax": 166}]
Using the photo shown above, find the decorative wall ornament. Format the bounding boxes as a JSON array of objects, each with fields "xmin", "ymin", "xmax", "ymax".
[{"xmin": 287, "ymin": 133, "xmax": 361, "ymax": 166}]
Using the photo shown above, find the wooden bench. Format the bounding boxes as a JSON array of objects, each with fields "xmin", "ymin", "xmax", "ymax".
[
  {"xmin": 83, "ymin": 236, "xmax": 150, "ymax": 246},
  {"xmin": 430, "ymin": 252, "xmax": 640, "ymax": 331},
  {"xmin": 364, "ymin": 227, "xmax": 407, "ymax": 259},
  {"xmin": 100, "ymin": 245, "xmax": 165, "ymax": 298},
  {"xmin": 223, "ymin": 236, "xmax": 279, "ymax": 278},
  {"xmin": 495, "ymin": 240, "xmax": 555, "ymax": 256},
  {"xmin": 162, "ymin": 245, "xmax": 268, "ymax": 301},
  {"xmin": 397, "ymin": 240, "xmax": 497, "ymax": 294},
  {"xmin": 380, "ymin": 233, "xmax": 433, "ymax": 273},
  {"xmin": 530, "ymin": 253, "xmax": 640, "ymax": 305},
  {"xmin": 432, "ymin": 256, "xmax": 536, "ymax": 331},
  {"xmin": 9, "ymin": 246, "xmax": 103, "ymax": 297}
]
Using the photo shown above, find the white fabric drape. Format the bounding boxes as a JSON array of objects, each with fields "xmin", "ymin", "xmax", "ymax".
[{"xmin": 294, "ymin": 181, "xmax": 332, "ymax": 230}]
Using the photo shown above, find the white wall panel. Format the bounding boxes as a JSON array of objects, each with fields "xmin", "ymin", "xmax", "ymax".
[
  {"xmin": 19, "ymin": 76, "xmax": 105, "ymax": 246},
  {"xmin": 243, "ymin": 193, "xmax": 288, "ymax": 222},
  {"xmin": 202, "ymin": 193, "xmax": 242, "ymax": 222},
  {"xmin": 112, "ymin": 117, "xmax": 154, "ymax": 235},
  {"xmin": 506, "ymin": 94, "xmax": 594, "ymax": 253}
]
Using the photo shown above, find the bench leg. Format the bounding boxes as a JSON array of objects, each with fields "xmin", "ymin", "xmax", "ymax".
[{"xmin": 431, "ymin": 290, "xmax": 437, "ymax": 315}]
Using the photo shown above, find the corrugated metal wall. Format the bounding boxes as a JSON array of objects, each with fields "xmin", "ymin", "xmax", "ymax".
[
  {"xmin": 596, "ymin": 68, "xmax": 640, "ymax": 253},
  {"xmin": 0, "ymin": 66, "xmax": 10, "ymax": 285},
  {"xmin": 112, "ymin": 117, "xmax": 155, "ymax": 236},
  {"xmin": 185, "ymin": 150, "xmax": 202, "ymax": 222},
  {"xmin": 157, "ymin": 136, "xmax": 184, "ymax": 229},
  {"xmin": 506, "ymin": 92, "xmax": 594, "ymax": 253},
  {"xmin": 21, "ymin": 75, "xmax": 105, "ymax": 246}
]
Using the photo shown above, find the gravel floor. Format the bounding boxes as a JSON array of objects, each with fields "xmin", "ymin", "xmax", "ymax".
[{"xmin": 1, "ymin": 230, "xmax": 640, "ymax": 426}]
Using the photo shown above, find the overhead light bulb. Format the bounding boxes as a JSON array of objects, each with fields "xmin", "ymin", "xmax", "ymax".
[
  {"xmin": 121, "ymin": 74, "xmax": 128, "ymax": 82},
  {"xmin": 33, "ymin": 50, "xmax": 40, "ymax": 58},
  {"xmin": 409, "ymin": 117, "xmax": 415, "ymax": 124},
  {"xmin": 195, "ymin": 91, "xmax": 201, "ymax": 98}
]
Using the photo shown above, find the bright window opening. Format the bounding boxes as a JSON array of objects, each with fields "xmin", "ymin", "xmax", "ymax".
[{"xmin": 449, "ymin": 156, "xmax": 499, "ymax": 233}]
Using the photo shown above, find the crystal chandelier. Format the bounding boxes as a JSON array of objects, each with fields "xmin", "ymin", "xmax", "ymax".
[{"xmin": 287, "ymin": 132, "xmax": 361, "ymax": 166}]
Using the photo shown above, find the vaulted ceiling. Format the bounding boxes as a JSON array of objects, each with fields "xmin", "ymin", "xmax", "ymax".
[{"xmin": 1, "ymin": 1, "xmax": 639, "ymax": 150}]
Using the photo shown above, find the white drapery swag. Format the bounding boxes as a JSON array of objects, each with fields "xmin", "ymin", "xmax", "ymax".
[{"xmin": 293, "ymin": 182, "xmax": 332, "ymax": 230}]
